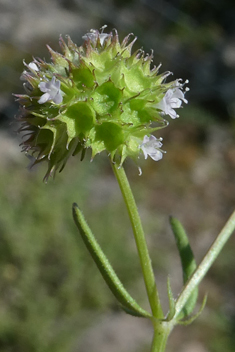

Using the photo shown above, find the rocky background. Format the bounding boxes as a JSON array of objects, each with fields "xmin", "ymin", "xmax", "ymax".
[{"xmin": 0, "ymin": 0, "xmax": 235, "ymax": 352}]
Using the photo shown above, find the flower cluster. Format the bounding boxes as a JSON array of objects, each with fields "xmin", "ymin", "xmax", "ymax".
[{"xmin": 16, "ymin": 27, "xmax": 188, "ymax": 180}]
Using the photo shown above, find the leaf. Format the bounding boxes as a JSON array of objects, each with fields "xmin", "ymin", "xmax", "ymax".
[
  {"xmin": 177, "ymin": 295, "xmax": 207, "ymax": 326},
  {"xmin": 72, "ymin": 203, "xmax": 151, "ymax": 318},
  {"xmin": 166, "ymin": 277, "xmax": 176, "ymax": 321},
  {"xmin": 169, "ymin": 216, "xmax": 198, "ymax": 319}
]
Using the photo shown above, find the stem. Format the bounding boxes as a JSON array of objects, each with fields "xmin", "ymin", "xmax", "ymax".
[
  {"xmin": 151, "ymin": 321, "xmax": 173, "ymax": 352},
  {"xmin": 111, "ymin": 162, "xmax": 163, "ymax": 319},
  {"xmin": 174, "ymin": 210, "xmax": 235, "ymax": 319}
]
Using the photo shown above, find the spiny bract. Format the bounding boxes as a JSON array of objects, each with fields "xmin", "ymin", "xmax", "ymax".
[{"xmin": 16, "ymin": 27, "xmax": 188, "ymax": 180}]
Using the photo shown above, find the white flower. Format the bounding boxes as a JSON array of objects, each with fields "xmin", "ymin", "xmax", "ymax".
[
  {"xmin": 82, "ymin": 26, "xmax": 109, "ymax": 46},
  {"xmin": 140, "ymin": 135, "xmax": 163, "ymax": 161},
  {"xmin": 97, "ymin": 32, "xmax": 109, "ymax": 45},
  {"xmin": 20, "ymin": 61, "xmax": 39, "ymax": 81},
  {"xmin": 20, "ymin": 62, "xmax": 40, "ymax": 93},
  {"xmin": 38, "ymin": 76, "xmax": 63, "ymax": 104},
  {"xmin": 157, "ymin": 83, "xmax": 188, "ymax": 119}
]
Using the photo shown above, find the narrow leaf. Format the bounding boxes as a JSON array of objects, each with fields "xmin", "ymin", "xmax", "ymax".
[
  {"xmin": 72, "ymin": 203, "xmax": 151, "ymax": 318},
  {"xmin": 166, "ymin": 277, "xmax": 176, "ymax": 321},
  {"xmin": 177, "ymin": 294, "xmax": 207, "ymax": 326},
  {"xmin": 169, "ymin": 216, "xmax": 198, "ymax": 319}
]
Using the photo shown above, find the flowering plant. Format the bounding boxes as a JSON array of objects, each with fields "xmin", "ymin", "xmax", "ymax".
[
  {"xmin": 15, "ymin": 27, "xmax": 235, "ymax": 352},
  {"xmin": 17, "ymin": 26, "xmax": 188, "ymax": 180}
]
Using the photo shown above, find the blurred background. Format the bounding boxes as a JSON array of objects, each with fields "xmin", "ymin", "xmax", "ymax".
[{"xmin": 0, "ymin": 0, "xmax": 235, "ymax": 351}]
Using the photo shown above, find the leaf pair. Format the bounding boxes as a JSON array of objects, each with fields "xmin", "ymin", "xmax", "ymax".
[{"xmin": 73, "ymin": 203, "xmax": 205, "ymax": 323}]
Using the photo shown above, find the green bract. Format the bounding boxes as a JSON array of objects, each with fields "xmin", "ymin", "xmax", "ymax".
[{"xmin": 16, "ymin": 27, "xmax": 187, "ymax": 180}]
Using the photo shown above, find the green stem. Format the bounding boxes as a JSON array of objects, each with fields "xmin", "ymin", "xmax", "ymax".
[
  {"xmin": 111, "ymin": 162, "xmax": 163, "ymax": 319},
  {"xmin": 151, "ymin": 321, "xmax": 173, "ymax": 352},
  {"xmin": 174, "ymin": 210, "xmax": 235, "ymax": 319}
]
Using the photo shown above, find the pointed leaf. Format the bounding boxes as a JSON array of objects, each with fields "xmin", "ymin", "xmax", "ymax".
[
  {"xmin": 169, "ymin": 216, "xmax": 198, "ymax": 319},
  {"xmin": 72, "ymin": 203, "xmax": 151, "ymax": 318},
  {"xmin": 177, "ymin": 295, "xmax": 207, "ymax": 326},
  {"xmin": 166, "ymin": 277, "xmax": 176, "ymax": 321}
]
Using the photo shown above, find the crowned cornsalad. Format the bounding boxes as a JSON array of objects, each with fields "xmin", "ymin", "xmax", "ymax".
[
  {"xmin": 16, "ymin": 26, "xmax": 188, "ymax": 180},
  {"xmin": 15, "ymin": 26, "xmax": 235, "ymax": 352}
]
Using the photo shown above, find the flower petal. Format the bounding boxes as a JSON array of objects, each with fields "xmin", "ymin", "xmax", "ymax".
[{"xmin": 38, "ymin": 92, "xmax": 51, "ymax": 104}]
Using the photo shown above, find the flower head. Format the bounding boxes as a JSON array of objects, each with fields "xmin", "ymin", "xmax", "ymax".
[{"xmin": 15, "ymin": 27, "xmax": 188, "ymax": 180}]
